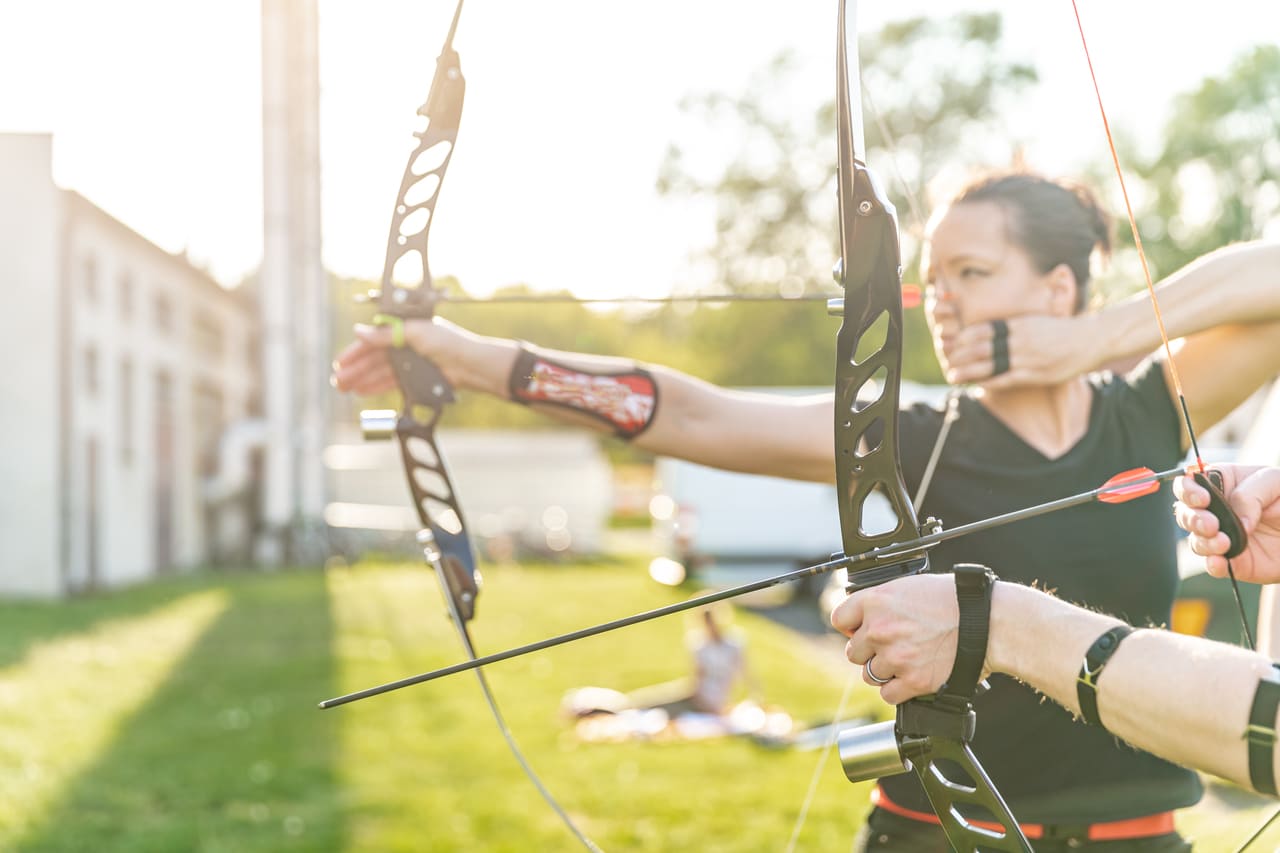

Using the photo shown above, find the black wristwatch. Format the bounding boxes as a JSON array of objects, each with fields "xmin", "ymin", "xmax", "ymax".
[{"xmin": 939, "ymin": 563, "xmax": 998, "ymax": 699}]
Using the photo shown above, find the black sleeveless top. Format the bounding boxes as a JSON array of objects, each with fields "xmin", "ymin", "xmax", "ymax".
[{"xmin": 879, "ymin": 358, "xmax": 1202, "ymax": 823}]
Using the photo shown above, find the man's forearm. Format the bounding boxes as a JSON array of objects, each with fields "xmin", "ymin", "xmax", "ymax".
[{"xmin": 988, "ymin": 582, "xmax": 1277, "ymax": 789}]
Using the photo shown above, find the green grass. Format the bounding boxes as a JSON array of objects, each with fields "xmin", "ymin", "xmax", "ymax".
[
  {"xmin": 0, "ymin": 559, "xmax": 883, "ymax": 852},
  {"xmin": 0, "ymin": 558, "xmax": 1275, "ymax": 852}
]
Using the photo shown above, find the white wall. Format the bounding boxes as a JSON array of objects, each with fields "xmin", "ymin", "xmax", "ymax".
[
  {"xmin": 0, "ymin": 134, "xmax": 62, "ymax": 596},
  {"xmin": 62, "ymin": 198, "xmax": 259, "ymax": 589},
  {"xmin": 0, "ymin": 134, "xmax": 260, "ymax": 597}
]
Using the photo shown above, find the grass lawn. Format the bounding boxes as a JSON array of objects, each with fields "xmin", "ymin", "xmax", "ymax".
[{"xmin": 0, "ymin": 556, "xmax": 1276, "ymax": 851}]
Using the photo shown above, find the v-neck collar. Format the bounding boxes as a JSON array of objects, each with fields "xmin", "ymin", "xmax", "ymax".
[{"xmin": 956, "ymin": 384, "xmax": 1102, "ymax": 465}]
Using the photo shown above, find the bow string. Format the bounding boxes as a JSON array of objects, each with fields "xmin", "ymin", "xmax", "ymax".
[{"xmin": 1069, "ymin": 0, "xmax": 1255, "ymax": 647}]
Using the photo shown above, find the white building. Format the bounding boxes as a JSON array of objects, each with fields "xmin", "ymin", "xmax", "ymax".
[
  {"xmin": 324, "ymin": 427, "xmax": 614, "ymax": 560},
  {"xmin": 0, "ymin": 133, "xmax": 259, "ymax": 597}
]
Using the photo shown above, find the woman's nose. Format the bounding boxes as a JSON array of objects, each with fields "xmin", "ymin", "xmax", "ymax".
[{"xmin": 926, "ymin": 282, "xmax": 954, "ymax": 306}]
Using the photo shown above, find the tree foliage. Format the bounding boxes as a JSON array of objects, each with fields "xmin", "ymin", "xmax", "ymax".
[
  {"xmin": 655, "ymin": 13, "xmax": 1038, "ymax": 383},
  {"xmin": 327, "ymin": 20, "xmax": 1280, "ymax": 455},
  {"xmin": 1129, "ymin": 45, "xmax": 1280, "ymax": 277}
]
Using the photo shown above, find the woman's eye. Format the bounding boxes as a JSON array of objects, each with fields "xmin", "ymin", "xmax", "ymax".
[{"xmin": 960, "ymin": 266, "xmax": 987, "ymax": 279}]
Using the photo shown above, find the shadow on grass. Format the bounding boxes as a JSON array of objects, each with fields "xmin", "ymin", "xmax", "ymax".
[
  {"xmin": 13, "ymin": 570, "xmax": 344, "ymax": 853},
  {"xmin": 0, "ymin": 574, "xmax": 226, "ymax": 672}
]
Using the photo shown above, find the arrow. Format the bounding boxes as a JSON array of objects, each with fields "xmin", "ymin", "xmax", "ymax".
[{"xmin": 318, "ymin": 464, "xmax": 1186, "ymax": 709}]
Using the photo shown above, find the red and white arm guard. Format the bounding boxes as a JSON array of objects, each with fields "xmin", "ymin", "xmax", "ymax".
[{"xmin": 508, "ymin": 347, "xmax": 658, "ymax": 440}]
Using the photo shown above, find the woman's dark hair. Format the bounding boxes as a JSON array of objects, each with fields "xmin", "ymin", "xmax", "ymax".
[{"xmin": 950, "ymin": 172, "xmax": 1111, "ymax": 312}]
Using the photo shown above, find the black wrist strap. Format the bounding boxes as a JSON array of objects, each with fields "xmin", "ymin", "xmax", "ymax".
[
  {"xmin": 1076, "ymin": 624, "xmax": 1134, "ymax": 727},
  {"xmin": 1246, "ymin": 664, "xmax": 1280, "ymax": 796},
  {"xmin": 939, "ymin": 563, "xmax": 996, "ymax": 699}
]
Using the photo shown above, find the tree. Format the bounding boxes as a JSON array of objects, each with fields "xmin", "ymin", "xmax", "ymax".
[
  {"xmin": 1130, "ymin": 45, "xmax": 1280, "ymax": 277},
  {"xmin": 656, "ymin": 13, "xmax": 1037, "ymax": 383}
]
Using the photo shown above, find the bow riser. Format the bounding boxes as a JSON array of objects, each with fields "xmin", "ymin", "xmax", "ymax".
[{"xmin": 834, "ymin": 164, "xmax": 921, "ymax": 557}]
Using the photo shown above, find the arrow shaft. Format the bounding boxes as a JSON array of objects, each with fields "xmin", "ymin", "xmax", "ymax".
[
  {"xmin": 319, "ymin": 556, "xmax": 847, "ymax": 708},
  {"xmin": 849, "ymin": 465, "xmax": 1184, "ymax": 569},
  {"xmin": 320, "ymin": 465, "xmax": 1184, "ymax": 709}
]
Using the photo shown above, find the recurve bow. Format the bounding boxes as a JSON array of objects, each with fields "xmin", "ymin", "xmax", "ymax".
[{"xmin": 354, "ymin": 2, "xmax": 600, "ymax": 848}]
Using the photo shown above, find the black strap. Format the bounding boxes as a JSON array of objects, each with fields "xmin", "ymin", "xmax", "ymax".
[
  {"xmin": 938, "ymin": 564, "xmax": 996, "ymax": 699},
  {"xmin": 507, "ymin": 343, "xmax": 537, "ymax": 399},
  {"xmin": 1246, "ymin": 664, "xmax": 1280, "ymax": 796},
  {"xmin": 1076, "ymin": 624, "xmax": 1134, "ymax": 727},
  {"xmin": 990, "ymin": 319, "xmax": 1010, "ymax": 376}
]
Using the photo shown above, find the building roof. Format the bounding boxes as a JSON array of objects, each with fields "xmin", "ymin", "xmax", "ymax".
[{"xmin": 63, "ymin": 189, "xmax": 254, "ymax": 312}]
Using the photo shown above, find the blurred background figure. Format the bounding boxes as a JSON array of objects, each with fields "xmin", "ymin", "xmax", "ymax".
[{"xmin": 562, "ymin": 606, "xmax": 762, "ymax": 726}]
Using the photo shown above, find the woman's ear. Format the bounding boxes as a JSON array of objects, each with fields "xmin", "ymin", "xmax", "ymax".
[{"xmin": 1045, "ymin": 263, "xmax": 1080, "ymax": 316}]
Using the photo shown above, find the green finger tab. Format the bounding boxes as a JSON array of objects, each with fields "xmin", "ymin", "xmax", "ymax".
[{"xmin": 372, "ymin": 314, "xmax": 406, "ymax": 348}]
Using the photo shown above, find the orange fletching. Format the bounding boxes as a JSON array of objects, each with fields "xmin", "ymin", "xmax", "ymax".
[
  {"xmin": 1097, "ymin": 467, "xmax": 1160, "ymax": 504},
  {"xmin": 901, "ymin": 284, "xmax": 922, "ymax": 309}
]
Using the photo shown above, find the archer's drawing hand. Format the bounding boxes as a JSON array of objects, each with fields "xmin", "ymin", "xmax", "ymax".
[
  {"xmin": 1175, "ymin": 464, "xmax": 1280, "ymax": 583},
  {"xmin": 830, "ymin": 573, "xmax": 970, "ymax": 704},
  {"xmin": 332, "ymin": 318, "xmax": 511, "ymax": 396},
  {"xmin": 935, "ymin": 308, "xmax": 1094, "ymax": 389}
]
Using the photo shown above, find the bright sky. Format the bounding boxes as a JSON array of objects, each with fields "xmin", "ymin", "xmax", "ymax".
[{"xmin": 1, "ymin": 1, "xmax": 1276, "ymax": 297}]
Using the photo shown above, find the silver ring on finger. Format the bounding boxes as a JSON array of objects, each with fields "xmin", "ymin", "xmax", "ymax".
[{"xmin": 865, "ymin": 656, "xmax": 892, "ymax": 685}]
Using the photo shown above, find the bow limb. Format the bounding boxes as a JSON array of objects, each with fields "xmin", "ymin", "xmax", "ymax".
[
  {"xmin": 829, "ymin": 2, "xmax": 1031, "ymax": 849},
  {"xmin": 363, "ymin": 4, "xmax": 600, "ymax": 849}
]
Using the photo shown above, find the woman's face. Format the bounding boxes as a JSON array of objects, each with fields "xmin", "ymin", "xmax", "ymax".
[{"xmin": 923, "ymin": 200, "xmax": 1071, "ymax": 375}]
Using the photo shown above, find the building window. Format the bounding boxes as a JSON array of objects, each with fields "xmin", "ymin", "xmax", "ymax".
[
  {"xmin": 194, "ymin": 384, "xmax": 223, "ymax": 476},
  {"xmin": 193, "ymin": 314, "xmax": 225, "ymax": 359},
  {"xmin": 155, "ymin": 293, "xmax": 173, "ymax": 333},
  {"xmin": 84, "ymin": 347, "xmax": 99, "ymax": 395},
  {"xmin": 83, "ymin": 254, "xmax": 98, "ymax": 302},
  {"xmin": 119, "ymin": 272, "xmax": 134, "ymax": 322},
  {"xmin": 153, "ymin": 370, "xmax": 175, "ymax": 571},
  {"xmin": 120, "ymin": 358, "xmax": 134, "ymax": 464}
]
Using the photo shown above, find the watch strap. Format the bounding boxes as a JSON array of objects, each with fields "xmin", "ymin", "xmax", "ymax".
[
  {"xmin": 1246, "ymin": 663, "xmax": 1280, "ymax": 796},
  {"xmin": 1076, "ymin": 624, "xmax": 1134, "ymax": 727}
]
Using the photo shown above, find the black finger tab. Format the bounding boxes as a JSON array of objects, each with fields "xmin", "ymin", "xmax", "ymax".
[
  {"xmin": 1197, "ymin": 470, "xmax": 1248, "ymax": 559},
  {"xmin": 990, "ymin": 319, "xmax": 1010, "ymax": 377}
]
